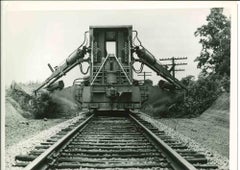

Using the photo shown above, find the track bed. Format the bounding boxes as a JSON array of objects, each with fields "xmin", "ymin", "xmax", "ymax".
[{"xmin": 15, "ymin": 112, "xmax": 219, "ymax": 170}]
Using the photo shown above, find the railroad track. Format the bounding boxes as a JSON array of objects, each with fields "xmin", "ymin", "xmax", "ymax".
[{"xmin": 15, "ymin": 112, "xmax": 218, "ymax": 170}]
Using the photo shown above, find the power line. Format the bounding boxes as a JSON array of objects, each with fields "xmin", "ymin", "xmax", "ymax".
[{"xmin": 159, "ymin": 57, "xmax": 188, "ymax": 78}]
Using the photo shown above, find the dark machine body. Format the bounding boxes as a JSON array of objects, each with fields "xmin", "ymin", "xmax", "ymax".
[{"xmin": 35, "ymin": 25, "xmax": 186, "ymax": 111}]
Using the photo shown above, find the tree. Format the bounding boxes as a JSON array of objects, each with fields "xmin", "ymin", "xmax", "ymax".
[{"xmin": 194, "ymin": 8, "xmax": 230, "ymax": 77}]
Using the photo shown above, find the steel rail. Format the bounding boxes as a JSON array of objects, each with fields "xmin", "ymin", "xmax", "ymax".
[
  {"xmin": 23, "ymin": 113, "xmax": 94, "ymax": 170},
  {"xmin": 129, "ymin": 113, "xmax": 197, "ymax": 170}
]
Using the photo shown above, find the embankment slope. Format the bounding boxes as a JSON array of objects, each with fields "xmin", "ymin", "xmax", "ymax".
[{"xmin": 156, "ymin": 92, "xmax": 229, "ymax": 157}]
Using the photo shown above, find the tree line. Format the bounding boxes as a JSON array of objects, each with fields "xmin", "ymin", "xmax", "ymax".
[{"xmin": 170, "ymin": 8, "xmax": 230, "ymax": 117}]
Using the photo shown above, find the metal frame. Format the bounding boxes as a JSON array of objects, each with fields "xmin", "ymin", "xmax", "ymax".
[
  {"xmin": 90, "ymin": 54, "xmax": 109, "ymax": 86},
  {"xmin": 112, "ymin": 54, "xmax": 132, "ymax": 85},
  {"xmin": 90, "ymin": 54, "xmax": 132, "ymax": 86}
]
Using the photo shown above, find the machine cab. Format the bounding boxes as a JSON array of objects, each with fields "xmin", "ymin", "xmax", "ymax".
[
  {"xmin": 81, "ymin": 26, "xmax": 141, "ymax": 111},
  {"xmin": 89, "ymin": 25, "xmax": 133, "ymax": 86}
]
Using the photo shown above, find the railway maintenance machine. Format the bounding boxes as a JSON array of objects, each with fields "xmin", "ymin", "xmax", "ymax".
[{"xmin": 35, "ymin": 25, "xmax": 186, "ymax": 111}]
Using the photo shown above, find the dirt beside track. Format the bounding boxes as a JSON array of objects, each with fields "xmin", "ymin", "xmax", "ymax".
[
  {"xmin": 157, "ymin": 116, "xmax": 229, "ymax": 157},
  {"xmin": 5, "ymin": 97, "xmax": 68, "ymax": 149},
  {"xmin": 156, "ymin": 93, "xmax": 229, "ymax": 158},
  {"xmin": 5, "ymin": 95, "xmax": 86, "ymax": 170}
]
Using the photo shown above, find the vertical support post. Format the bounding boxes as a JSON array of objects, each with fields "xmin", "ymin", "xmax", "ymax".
[
  {"xmin": 137, "ymin": 72, "xmax": 152, "ymax": 83},
  {"xmin": 172, "ymin": 57, "xmax": 175, "ymax": 78},
  {"xmin": 159, "ymin": 57, "xmax": 187, "ymax": 79}
]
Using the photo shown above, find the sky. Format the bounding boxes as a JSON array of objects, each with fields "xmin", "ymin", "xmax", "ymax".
[{"xmin": 2, "ymin": 2, "xmax": 232, "ymax": 87}]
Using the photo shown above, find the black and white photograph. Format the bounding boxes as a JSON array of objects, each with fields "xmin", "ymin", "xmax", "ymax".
[{"xmin": 1, "ymin": 1, "xmax": 238, "ymax": 170}]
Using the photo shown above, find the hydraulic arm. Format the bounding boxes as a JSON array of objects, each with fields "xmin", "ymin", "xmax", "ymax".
[
  {"xmin": 133, "ymin": 46, "xmax": 187, "ymax": 90},
  {"xmin": 34, "ymin": 46, "xmax": 88, "ymax": 93}
]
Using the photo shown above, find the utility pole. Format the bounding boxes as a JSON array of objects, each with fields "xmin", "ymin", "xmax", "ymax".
[{"xmin": 159, "ymin": 57, "xmax": 187, "ymax": 78}]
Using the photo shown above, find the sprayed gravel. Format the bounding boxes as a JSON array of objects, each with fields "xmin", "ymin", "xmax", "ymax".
[
  {"xmin": 138, "ymin": 112, "xmax": 229, "ymax": 170},
  {"xmin": 5, "ymin": 112, "xmax": 88, "ymax": 170}
]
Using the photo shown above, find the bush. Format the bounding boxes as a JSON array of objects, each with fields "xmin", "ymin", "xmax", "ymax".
[
  {"xmin": 8, "ymin": 83, "xmax": 60, "ymax": 119},
  {"xmin": 169, "ymin": 74, "xmax": 228, "ymax": 117}
]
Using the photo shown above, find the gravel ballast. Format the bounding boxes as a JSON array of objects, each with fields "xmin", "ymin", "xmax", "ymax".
[
  {"xmin": 5, "ymin": 112, "xmax": 87, "ymax": 170},
  {"xmin": 138, "ymin": 112, "xmax": 229, "ymax": 170}
]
